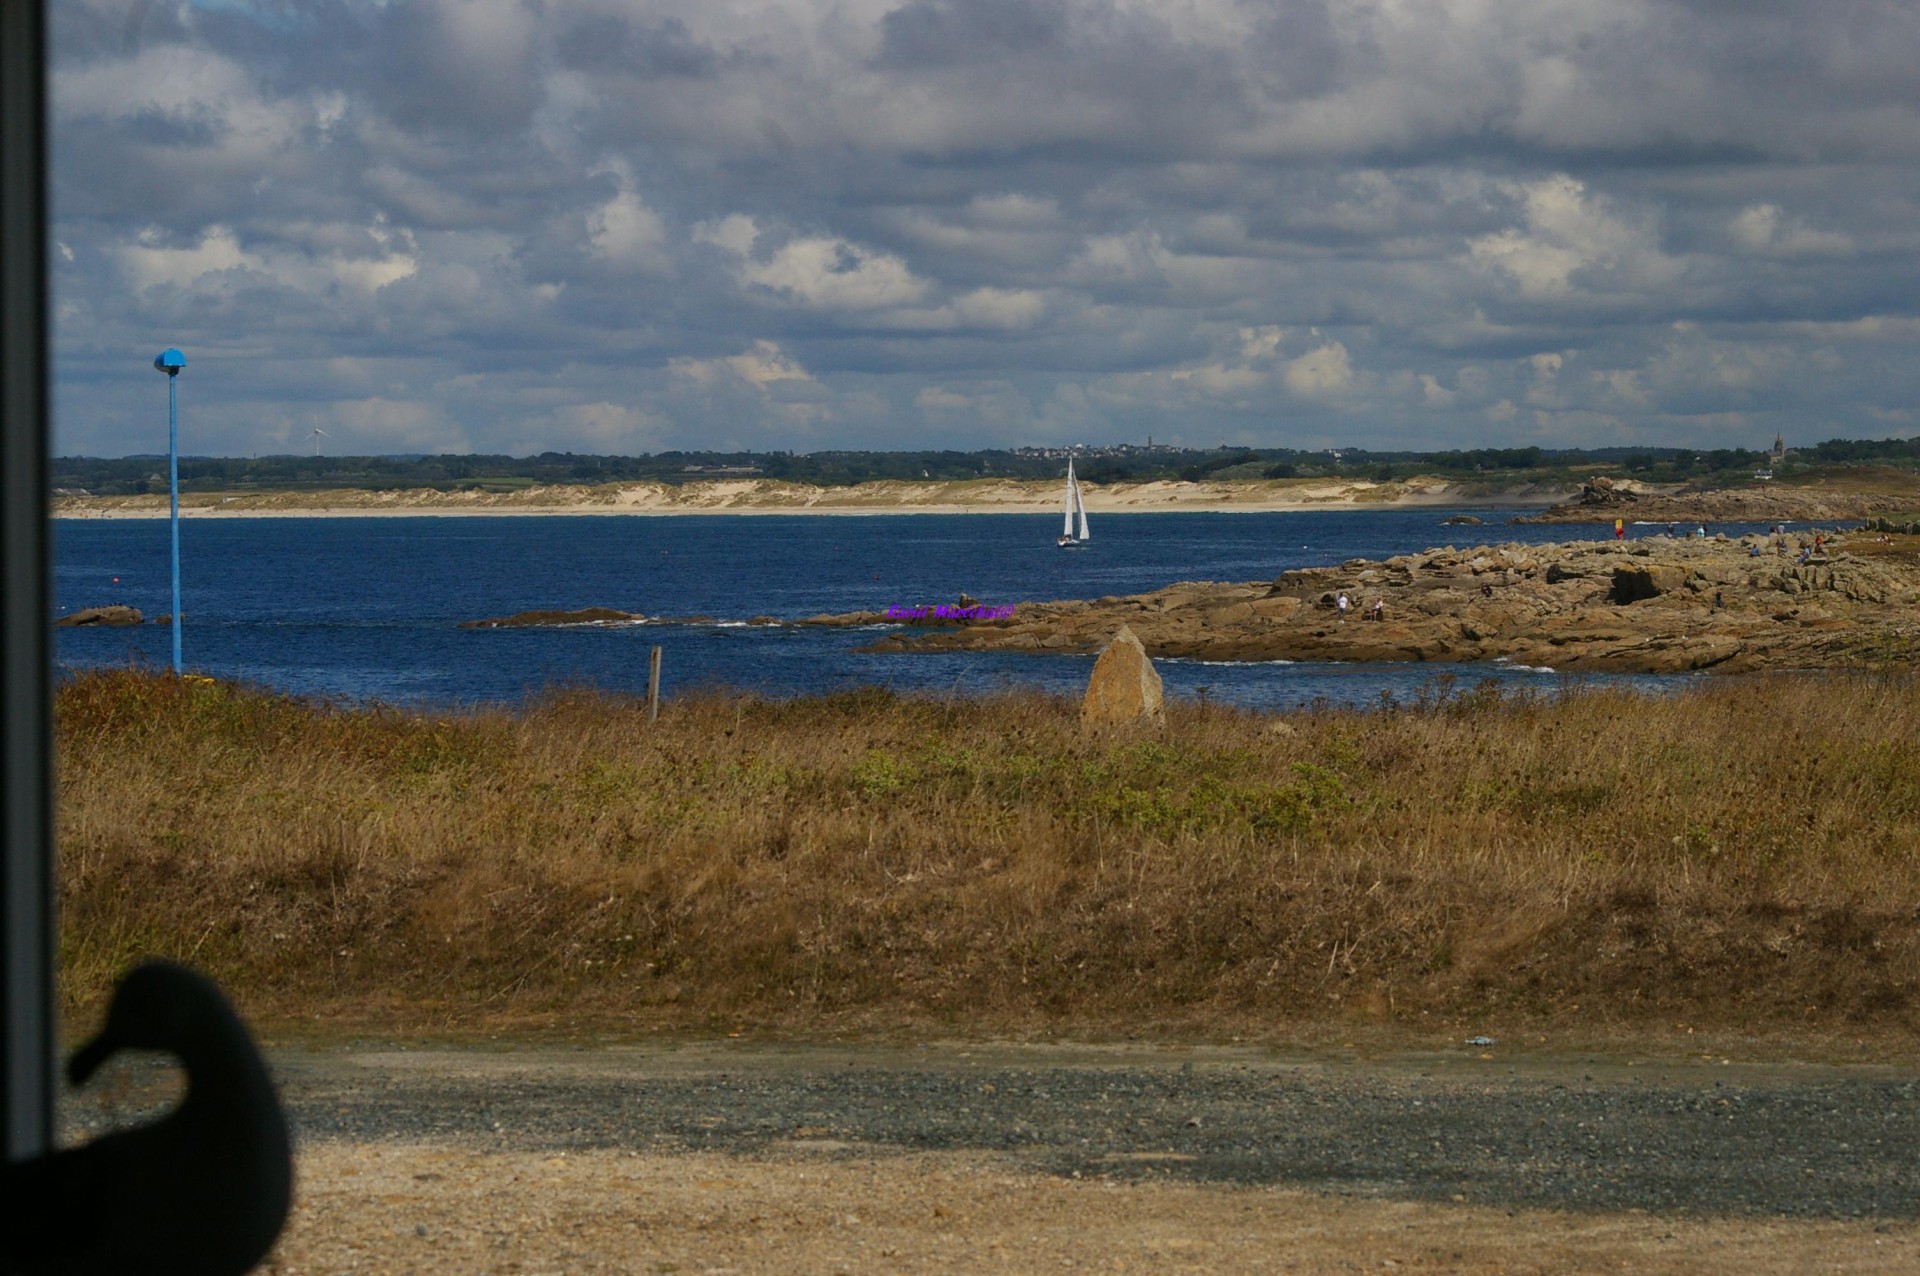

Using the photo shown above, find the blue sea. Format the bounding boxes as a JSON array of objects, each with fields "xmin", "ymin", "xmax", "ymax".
[{"xmin": 52, "ymin": 509, "xmax": 1806, "ymax": 712}]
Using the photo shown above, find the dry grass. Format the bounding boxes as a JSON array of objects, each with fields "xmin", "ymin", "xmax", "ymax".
[{"xmin": 53, "ymin": 669, "xmax": 1920, "ymax": 1039}]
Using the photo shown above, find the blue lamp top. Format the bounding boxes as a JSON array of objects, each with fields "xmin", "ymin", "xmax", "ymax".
[{"xmin": 153, "ymin": 348, "xmax": 186, "ymax": 375}]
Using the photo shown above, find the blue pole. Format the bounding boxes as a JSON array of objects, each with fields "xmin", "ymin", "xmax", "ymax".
[
  {"xmin": 167, "ymin": 370, "xmax": 180, "ymax": 674},
  {"xmin": 153, "ymin": 348, "xmax": 185, "ymax": 673}
]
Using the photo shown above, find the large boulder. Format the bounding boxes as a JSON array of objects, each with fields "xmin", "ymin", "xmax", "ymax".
[
  {"xmin": 1577, "ymin": 475, "xmax": 1635, "ymax": 506},
  {"xmin": 1081, "ymin": 626, "xmax": 1165, "ymax": 727},
  {"xmin": 57, "ymin": 605, "xmax": 142, "ymax": 627}
]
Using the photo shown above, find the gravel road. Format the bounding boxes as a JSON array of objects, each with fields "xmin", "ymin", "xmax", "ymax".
[
  {"xmin": 59, "ymin": 1040, "xmax": 1920, "ymax": 1272},
  {"xmin": 258, "ymin": 1042, "xmax": 1920, "ymax": 1219}
]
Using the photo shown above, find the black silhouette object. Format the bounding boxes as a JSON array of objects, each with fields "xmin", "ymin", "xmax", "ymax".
[{"xmin": 5, "ymin": 961, "xmax": 292, "ymax": 1274}]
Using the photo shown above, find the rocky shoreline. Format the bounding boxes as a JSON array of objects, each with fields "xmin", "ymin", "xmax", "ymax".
[
  {"xmin": 812, "ymin": 529, "xmax": 1920, "ymax": 675},
  {"xmin": 1513, "ymin": 475, "xmax": 1917, "ymax": 525}
]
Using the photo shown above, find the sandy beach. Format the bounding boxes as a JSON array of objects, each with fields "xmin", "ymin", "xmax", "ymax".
[{"xmin": 51, "ymin": 475, "xmax": 1571, "ymax": 519}]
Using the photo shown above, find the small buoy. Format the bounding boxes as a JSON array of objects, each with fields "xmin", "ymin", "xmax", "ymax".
[{"xmin": 112, "ymin": 576, "xmax": 119, "ymax": 583}]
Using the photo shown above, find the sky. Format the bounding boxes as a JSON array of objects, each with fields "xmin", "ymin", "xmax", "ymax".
[{"xmin": 48, "ymin": 0, "xmax": 1920, "ymax": 459}]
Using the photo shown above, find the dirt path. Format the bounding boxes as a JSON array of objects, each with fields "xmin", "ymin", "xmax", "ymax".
[{"xmin": 64, "ymin": 1041, "xmax": 1920, "ymax": 1273}]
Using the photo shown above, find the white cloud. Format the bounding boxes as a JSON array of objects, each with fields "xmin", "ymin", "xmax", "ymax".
[
  {"xmin": 670, "ymin": 339, "xmax": 815, "ymax": 389},
  {"xmin": 588, "ymin": 192, "xmax": 667, "ymax": 268},
  {"xmin": 1469, "ymin": 230, "xmax": 1585, "ymax": 299},
  {"xmin": 1068, "ymin": 232, "xmax": 1163, "ymax": 286},
  {"xmin": 117, "ymin": 225, "xmax": 260, "ymax": 291},
  {"xmin": 694, "ymin": 214, "xmax": 762, "ymax": 258},
  {"xmin": 1731, "ymin": 205, "xmax": 1853, "ymax": 258},
  {"xmin": 586, "ymin": 162, "xmax": 670, "ymax": 273},
  {"xmin": 732, "ymin": 235, "xmax": 927, "ymax": 311},
  {"xmin": 1525, "ymin": 351, "xmax": 1567, "ymax": 407},
  {"xmin": 968, "ymin": 193, "xmax": 1059, "ymax": 226},
  {"xmin": 1173, "ymin": 363, "xmax": 1269, "ymax": 397},
  {"xmin": 115, "ymin": 223, "xmax": 419, "ymax": 297},
  {"xmin": 1283, "ymin": 342, "xmax": 1354, "ymax": 398},
  {"xmin": 58, "ymin": 42, "xmax": 280, "ymax": 132},
  {"xmin": 329, "ymin": 253, "xmax": 420, "ymax": 292},
  {"xmin": 47, "ymin": 0, "xmax": 1920, "ymax": 456},
  {"xmin": 1238, "ymin": 326, "xmax": 1285, "ymax": 359},
  {"xmin": 1468, "ymin": 175, "xmax": 1681, "ymax": 299},
  {"xmin": 887, "ymin": 287, "xmax": 1046, "ymax": 331},
  {"xmin": 1609, "ymin": 369, "xmax": 1653, "ymax": 408},
  {"xmin": 1418, "ymin": 374, "xmax": 1455, "ymax": 408}
]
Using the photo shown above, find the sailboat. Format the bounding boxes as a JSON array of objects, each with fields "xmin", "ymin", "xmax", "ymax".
[{"xmin": 1057, "ymin": 459, "xmax": 1090, "ymax": 548}]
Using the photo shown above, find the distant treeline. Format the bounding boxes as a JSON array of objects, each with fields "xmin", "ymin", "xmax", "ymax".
[
  {"xmin": 49, "ymin": 436, "xmax": 1908, "ymax": 497},
  {"xmin": 1802, "ymin": 436, "xmax": 1920, "ymax": 464}
]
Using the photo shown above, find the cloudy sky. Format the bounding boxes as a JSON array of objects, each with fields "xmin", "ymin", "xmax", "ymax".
[{"xmin": 49, "ymin": 0, "xmax": 1920, "ymax": 458}]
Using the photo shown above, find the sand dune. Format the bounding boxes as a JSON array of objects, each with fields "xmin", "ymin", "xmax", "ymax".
[{"xmin": 52, "ymin": 475, "xmax": 1569, "ymax": 518}]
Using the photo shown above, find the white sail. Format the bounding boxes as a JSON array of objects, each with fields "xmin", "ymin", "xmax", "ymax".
[
  {"xmin": 1063, "ymin": 459, "xmax": 1078, "ymax": 538},
  {"xmin": 1075, "ymin": 474, "xmax": 1089, "ymax": 541}
]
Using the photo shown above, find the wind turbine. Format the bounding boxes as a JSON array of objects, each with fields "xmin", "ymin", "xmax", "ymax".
[{"xmin": 308, "ymin": 427, "xmax": 327, "ymax": 457}]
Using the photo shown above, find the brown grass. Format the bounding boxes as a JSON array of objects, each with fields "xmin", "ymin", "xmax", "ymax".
[{"xmin": 53, "ymin": 669, "xmax": 1920, "ymax": 1040}]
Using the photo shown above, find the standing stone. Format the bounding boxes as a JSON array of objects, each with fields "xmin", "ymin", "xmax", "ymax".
[{"xmin": 1081, "ymin": 625, "xmax": 1165, "ymax": 726}]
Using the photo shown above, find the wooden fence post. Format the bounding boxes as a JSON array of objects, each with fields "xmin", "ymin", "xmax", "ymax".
[{"xmin": 647, "ymin": 645, "xmax": 662, "ymax": 723}]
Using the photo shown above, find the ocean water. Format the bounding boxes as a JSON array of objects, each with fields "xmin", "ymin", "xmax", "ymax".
[{"xmin": 52, "ymin": 509, "xmax": 1804, "ymax": 712}]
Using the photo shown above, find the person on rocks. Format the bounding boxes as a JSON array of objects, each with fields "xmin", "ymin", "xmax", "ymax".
[
  {"xmin": 1336, "ymin": 592, "xmax": 1351, "ymax": 620},
  {"xmin": 1371, "ymin": 598, "xmax": 1385, "ymax": 623}
]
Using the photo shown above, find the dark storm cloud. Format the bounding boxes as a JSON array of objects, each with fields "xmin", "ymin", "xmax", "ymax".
[
  {"xmin": 874, "ymin": 0, "xmax": 1066, "ymax": 70},
  {"xmin": 367, "ymin": 2, "xmax": 546, "ymax": 137},
  {"xmin": 554, "ymin": 14, "xmax": 721, "ymax": 78},
  {"xmin": 46, "ymin": 0, "xmax": 1920, "ymax": 458}
]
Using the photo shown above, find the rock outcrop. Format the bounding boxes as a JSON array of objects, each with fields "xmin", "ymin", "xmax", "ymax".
[
  {"xmin": 57, "ymin": 606, "xmax": 143, "ymax": 627},
  {"xmin": 1575, "ymin": 475, "xmax": 1636, "ymax": 507},
  {"xmin": 1081, "ymin": 627, "xmax": 1165, "ymax": 726},
  {"xmin": 833, "ymin": 529, "xmax": 1920, "ymax": 676},
  {"xmin": 1517, "ymin": 480, "xmax": 1913, "ymax": 525},
  {"xmin": 459, "ymin": 608, "xmax": 644, "ymax": 629}
]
